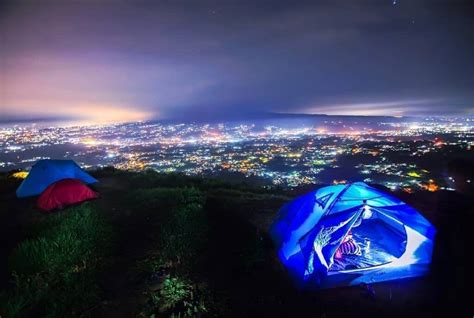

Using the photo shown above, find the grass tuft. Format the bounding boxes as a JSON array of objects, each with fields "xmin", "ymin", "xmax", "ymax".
[{"xmin": 0, "ymin": 203, "xmax": 113, "ymax": 318}]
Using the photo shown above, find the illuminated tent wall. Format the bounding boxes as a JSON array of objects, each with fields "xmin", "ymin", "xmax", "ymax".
[
  {"xmin": 270, "ymin": 182, "xmax": 435, "ymax": 289},
  {"xmin": 16, "ymin": 159, "xmax": 98, "ymax": 198}
]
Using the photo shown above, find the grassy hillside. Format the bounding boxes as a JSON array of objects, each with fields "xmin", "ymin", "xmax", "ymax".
[{"xmin": 0, "ymin": 168, "xmax": 471, "ymax": 317}]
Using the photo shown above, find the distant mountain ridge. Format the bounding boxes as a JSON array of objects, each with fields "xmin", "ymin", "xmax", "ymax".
[{"xmin": 158, "ymin": 111, "xmax": 414, "ymax": 124}]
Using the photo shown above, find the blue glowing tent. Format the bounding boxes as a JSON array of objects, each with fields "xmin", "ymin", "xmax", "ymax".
[
  {"xmin": 16, "ymin": 159, "xmax": 98, "ymax": 198},
  {"xmin": 270, "ymin": 182, "xmax": 435, "ymax": 289}
]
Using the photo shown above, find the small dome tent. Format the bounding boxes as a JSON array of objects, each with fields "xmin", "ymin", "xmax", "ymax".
[
  {"xmin": 16, "ymin": 159, "xmax": 98, "ymax": 198},
  {"xmin": 37, "ymin": 178, "xmax": 98, "ymax": 212},
  {"xmin": 270, "ymin": 182, "xmax": 435, "ymax": 289}
]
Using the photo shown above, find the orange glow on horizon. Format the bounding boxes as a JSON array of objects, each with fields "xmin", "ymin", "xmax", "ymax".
[
  {"xmin": 74, "ymin": 105, "xmax": 151, "ymax": 125},
  {"xmin": 3, "ymin": 100, "xmax": 152, "ymax": 126}
]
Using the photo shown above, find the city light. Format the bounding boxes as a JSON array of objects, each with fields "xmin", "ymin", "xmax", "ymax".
[{"xmin": 1, "ymin": 116, "xmax": 472, "ymax": 190}]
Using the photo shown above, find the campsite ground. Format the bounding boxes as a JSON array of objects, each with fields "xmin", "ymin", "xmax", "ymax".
[{"xmin": 0, "ymin": 169, "xmax": 471, "ymax": 317}]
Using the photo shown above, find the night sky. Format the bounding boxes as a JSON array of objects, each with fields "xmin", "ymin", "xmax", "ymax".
[{"xmin": 1, "ymin": 0, "xmax": 473, "ymax": 123}]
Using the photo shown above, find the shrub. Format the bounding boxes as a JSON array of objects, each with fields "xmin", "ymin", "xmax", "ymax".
[
  {"xmin": 137, "ymin": 187, "xmax": 214, "ymax": 316},
  {"xmin": 142, "ymin": 276, "xmax": 208, "ymax": 318},
  {"xmin": 159, "ymin": 277, "xmax": 192, "ymax": 310}
]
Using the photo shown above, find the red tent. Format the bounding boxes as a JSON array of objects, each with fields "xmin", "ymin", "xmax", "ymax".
[{"xmin": 37, "ymin": 178, "xmax": 98, "ymax": 212}]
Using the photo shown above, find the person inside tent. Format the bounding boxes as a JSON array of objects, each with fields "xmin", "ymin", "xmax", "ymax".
[{"xmin": 334, "ymin": 201, "xmax": 372, "ymax": 260}]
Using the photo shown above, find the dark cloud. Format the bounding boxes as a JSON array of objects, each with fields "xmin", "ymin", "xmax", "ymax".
[{"xmin": 1, "ymin": 0, "xmax": 473, "ymax": 122}]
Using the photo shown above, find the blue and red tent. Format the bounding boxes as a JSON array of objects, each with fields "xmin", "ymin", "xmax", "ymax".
[
  {"xmin": 16, "ymin": 159, "xmax": 97, "ymax": 198},
  {"xmin": 16, "ymin": 159, "xmax": 98, "ymax": 211}
]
